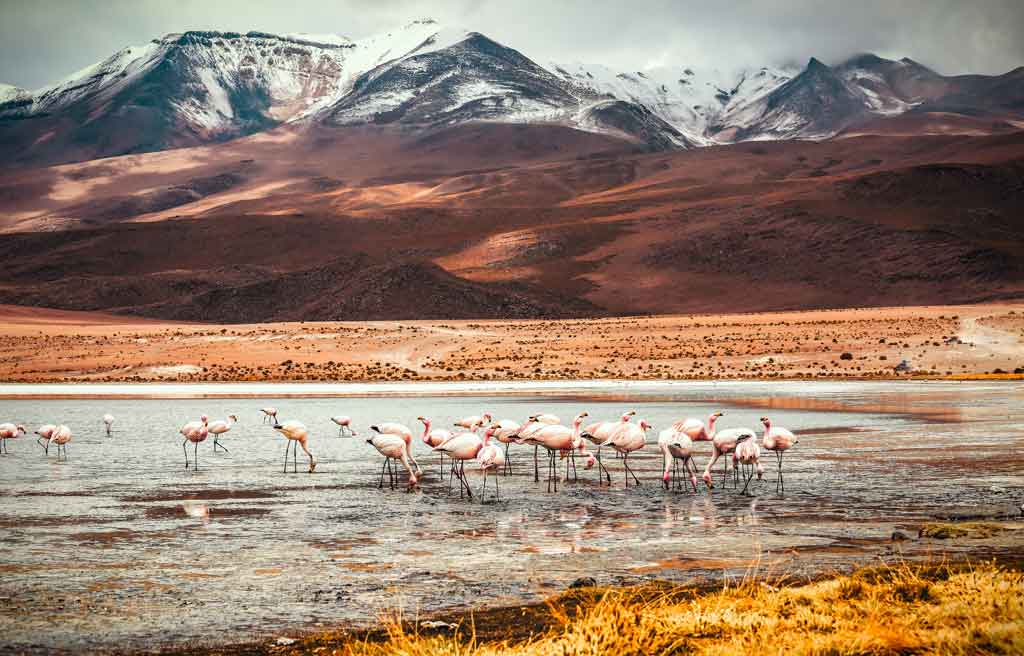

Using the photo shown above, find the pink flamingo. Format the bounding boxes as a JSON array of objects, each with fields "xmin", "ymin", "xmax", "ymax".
[
  {"xmin": 260, "ymin": 407, "xmax": 278, "ymax": 424},
  {"xmin": 476, "ymin": 426, "xmax": 505, "ymax": 500},
  {"xmin": 0, "ymin": 423, "xmax": 25, "ymax": 454},
  {"xmin": 581, "ymin": 409, "xmax": 635, "ymax": 485},
  {"xmin": 657, "ymin": 426, "xmax": 699, "ymax": 492},
  {"xmin": 702, "ymin": 427, "xmax": 756, "ymax": 490},
  {"xmin": 417, "ymin": 416, "xmax": 453, "ymax": 477},
  {"xmin": 49, "ymin": 425, "xmax": 72, "ymax": 460},
  {"xmin": 369, "ymin": 422, "xmax": 422, "ymax": 476},
  {"xmin": 489, "ymin": 419, "xmax": 521, "ymax": 474},
  {"xmin": 433, "ymin": 428, "xmax": 484, "ymax": 499},
  {"xmin": 180, "ymin": 416, "xmax": 209, "ymax": 470},
  {"xmin": 761, "ymin": 416, "xmax": 798, "ymax": 493},
  {"xmin": 34, "ymin": 424, "xmax": 56, "ymax": 451},
  {"xmin": 273, "ymin": 420, "xmax": 316, "ymax": 473},
  {"xmin": 208, "ymin": 414, "xmax": 237, "ymax": 453},
  {"xmin": 528, "ymin": 412, "xmax": 594, "ymax": 492},
  {"xmin": 672, "ymin": 411, "xmax": 723, "ymax": 442},
  {"xmin": 734, "ymin": 436, "xmax": 764, "ymax": 495},
  {"xmin": 455, "ymin": 413, "xmax": 492, "ymax": 431},
  {"xmin": 607, "ymin": 419, "xmax": 650, "ymax": 488},
  {"xmin": 366, "ymin": 430, "xmax": 417, "ymax": 490},
  {"xmin": 102, "ymin": 414, "xmax": 115, "ymax": 437},
  {"xmin": 514, "ymin": 412, "xmax": 561, "ymax": 482},
  {"xmin": 331, "ymin": 415, "xmax": 356, "ymax": 437}
]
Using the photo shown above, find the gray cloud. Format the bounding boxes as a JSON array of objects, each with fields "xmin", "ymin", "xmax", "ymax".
[{"xmin": 1, "ymin": 0, "xmax": 1022, "ymax": 89}]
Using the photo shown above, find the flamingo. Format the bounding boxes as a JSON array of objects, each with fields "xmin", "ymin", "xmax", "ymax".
[
  {"xmin": 433, "ymin": 429, "xmax": 484, "ymax": 499},
  {"xmin": 331, "ymin": 415, "xmax": 356, "ymax": 437},
  {"xmin": 513, "ymin": 412, "xmax": 562, "ymax": 482},
  {"xmin": 672, "ymin": 411, "xmax": 723, "ymax": 442},
  {"xmin": 527, "ymin": 412, "xmax": 594, "ymax": 492},
  {"xmin": 702, "ymin": 427, "xmax": 756, "ymax": 490},
  {"xmin": 581, "ymin": 410, "xmax": 635, "ymax": 485},
  {"xmin": 417, "ymin": 416, "xmax": 453, "ymax": 477},
  {"xmin": 489, "ymin": 419, "xmax": 521, "ymax": 474},
  {"xmin": 49, "ymin": 425, "xmax": 72, "ymax": 460},
  {"xmin": 761, "ymin": 416, "xmax": 798, "ymax": 494},
  {"xmin": 455, "ymin": 413, "xmax": 492, "ymax": 431},
  {"xmin": 476, "ymin": 426, "xmax": 505, "ymax": 501},
  {"xmin": 273, "ymin": 420, "xmax": 316, "ymax": 473},
  {"xmin": 102, "ymin": 414, "xmax": 115, "ymax": 437},
  {"xmin": 0, "ymin": 423, "xmax": 26, "ymax": 454},
  {"xmin": 180, "ymin": 417, "xmax": 209, "ymax": 470},
  {"xmin": 734, "ymin": 436, "xmax": 764, "ymax": 495},
  {"xmin": 208, "ymin": 415, "xmax": 237, "ymax": 453},
  {"xmin": 366, "ymin": 431, "xmax": 418, "ymax": 490},
  {"xmin": 607, "ymin": 419, "xmax": 650, "ymax": 488},
  {"xmin": 657, "ymin": 427, "xmax": 699, "ymax": 492},
  {"xmin": 34, "ymin": 424, "xmax": 56, "ymax": 451},
  {"xmin": 260, "ymin": 407, "xmax": 278, "ymax": 424},
  {"xmin": 369, "ymin": 422, "xmax": 422, "ymax": 476}
]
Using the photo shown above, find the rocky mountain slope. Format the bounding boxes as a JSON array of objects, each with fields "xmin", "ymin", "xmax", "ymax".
[{"xmin": 2, "ymin": 19, "xmax": 1022, "ymax": 168}]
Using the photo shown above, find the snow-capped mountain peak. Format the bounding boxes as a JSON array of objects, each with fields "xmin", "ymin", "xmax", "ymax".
[{"xmin": 2, "ymin": 21, "xmax": 1021, "ymax": 168}]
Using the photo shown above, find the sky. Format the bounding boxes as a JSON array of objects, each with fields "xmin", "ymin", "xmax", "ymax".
[{"xmin": 1, "ymin": 0, "xmax": 1023, "ymax": 89}]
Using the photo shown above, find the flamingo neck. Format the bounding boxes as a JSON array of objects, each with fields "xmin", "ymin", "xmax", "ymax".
[{"xmin": 420, "ymin": 422, "xmax": 430, "ymax": 442}]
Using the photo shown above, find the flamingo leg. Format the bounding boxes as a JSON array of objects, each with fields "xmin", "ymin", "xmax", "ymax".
[
  {"xmin": 776, "ymin": 451, "xmax": 785, "ymax": 494},
  {"xmin": 625, "ymin": 452, "xmax": 640, "ymax": 487},
  {"xmin": 570, "ymin": 451, "xmax": 577, "ymax": 482},
  {"xmin": 378, "ymin": 458, "xmax": 387, "ymax": 488},
  {"xmin": 741, "ymin": 467, "xmax": 754, "ymax": 496},
  {"xmin": 479, "ymin": 468, "xmax": 488, "ymax": 499},
  {"xmin": 598, "ymin": 451, "xmax": 612, "ymax": 486},
  {"xmin": 533, "ymin": 445, "xmax": 539, "ymax": 483},
  {"xmin": 194, "ymin": 442, "xmax": 199, "ymax": 471},
  {"xmin": 462, "ymin": 461, "xmax": 473, "ymax": 499},
  {"xmin": 183, "ymin": 440, "xmax": 189, "ymax": 469},
  {"xmin": 283, "ymin": 440, "xmax": 291, "ymax": 473}
]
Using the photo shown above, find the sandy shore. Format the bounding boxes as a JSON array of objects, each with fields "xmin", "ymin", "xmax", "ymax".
[{"xmin": 0, "ymin": 302, "xmax": 1021, "ymax": 383}]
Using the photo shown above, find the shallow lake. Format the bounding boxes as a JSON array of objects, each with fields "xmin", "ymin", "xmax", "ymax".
[{"xmin": 1, "ymin": 380, "xmax": 1022, "ymax": 653}]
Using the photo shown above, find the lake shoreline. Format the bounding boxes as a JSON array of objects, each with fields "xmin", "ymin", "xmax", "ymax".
[
  {"xmin": 155, "ymin": 550, "xmax": 1024, "ymax": 656},
  {"xmin": 1, "ymin": 376, "xmax": 1022, "ymax": 400}
]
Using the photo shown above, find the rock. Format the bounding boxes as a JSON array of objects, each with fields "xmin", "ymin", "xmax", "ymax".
[
  {"xmin": 420, "ymin": 620, "xmax": 457, "ymax": 630},
  {"xmin": 569, "ymin": 576, "xmax": 597, "ymax": 589},
  {"xmin": 891, "ymin": 530, "xmax": 910, "ymax": 541},
  {"xmin": 275, "ymin": 637, "xmax": 296, "ymax": 646}
]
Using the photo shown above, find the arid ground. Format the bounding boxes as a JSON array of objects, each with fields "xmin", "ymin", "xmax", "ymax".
[{"xmin": 0, "ymin": 301, "xmax": 1021, "ymax": 383}]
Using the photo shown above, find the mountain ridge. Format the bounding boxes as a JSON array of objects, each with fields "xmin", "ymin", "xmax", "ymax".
[{"xmin": 2, "ymin": 20, "xmax": 1022, "ymax": 167}]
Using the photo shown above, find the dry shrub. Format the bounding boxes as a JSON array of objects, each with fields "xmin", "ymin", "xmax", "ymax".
[{"xmin": 335, "ymin": 562, "xmax": 1024, "ymax": 656}]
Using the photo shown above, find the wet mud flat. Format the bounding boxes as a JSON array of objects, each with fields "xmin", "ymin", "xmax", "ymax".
[{"xmin": 0, "ymin": 381, "xmax": 1022, "ymax": 654}]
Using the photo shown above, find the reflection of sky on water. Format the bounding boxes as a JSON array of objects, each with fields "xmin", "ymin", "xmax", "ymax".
[{"xmin": 0, "ymin": 380, "xmax": 1021, "ymax": 652}]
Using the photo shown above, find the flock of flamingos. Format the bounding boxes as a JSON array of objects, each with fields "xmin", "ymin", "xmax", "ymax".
[{"xmin": 0, "ymin": 407, "xmax": 798, "ymax": 500}]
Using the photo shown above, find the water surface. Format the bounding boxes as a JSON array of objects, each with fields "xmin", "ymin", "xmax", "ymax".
[{"xmin": 1, "ymin": 381, "xmax": 1022, "ymax": 653}]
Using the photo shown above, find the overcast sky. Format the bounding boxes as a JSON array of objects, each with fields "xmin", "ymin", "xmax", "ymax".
[{"xmin": 2, "ymin": 0, "xmax": 1022, "ymax": 89}]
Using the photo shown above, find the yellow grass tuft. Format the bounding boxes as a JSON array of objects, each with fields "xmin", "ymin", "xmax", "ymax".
[
  {"xmin": 337, "ymin": 562, "xmax": 1024, "ymax": 656},
  {"xmin": 918, "ymin": 522, "xmax": 1009, "ymax": 539}
]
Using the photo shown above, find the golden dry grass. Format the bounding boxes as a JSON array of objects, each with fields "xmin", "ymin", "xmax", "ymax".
[{"xmin": 335, "ymin": 563, "xmax": 1023, "ymax": 656}]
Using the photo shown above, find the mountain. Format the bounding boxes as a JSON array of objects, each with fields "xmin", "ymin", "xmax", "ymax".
[
  {"xmin": 0, "ymin": 125, "xmax": 1021, "ymax": 320},
  {"xmin": 2, "ymin": 20, "xmax": 1022, "ymax": 168}
]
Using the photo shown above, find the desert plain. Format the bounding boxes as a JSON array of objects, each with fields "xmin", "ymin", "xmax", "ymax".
[{"xmin": 0, "ymin": 301, "xmax": 1021, "ymax": 384}]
